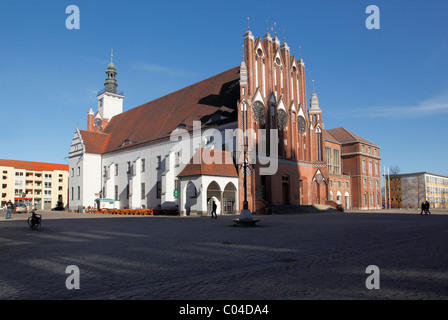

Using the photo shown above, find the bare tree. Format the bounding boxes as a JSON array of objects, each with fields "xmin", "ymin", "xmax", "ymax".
[
  {"xmin": 384, "ymin": 167, "xmax": 402, "ymax": 208},
  {"xmin": 401, "ymin": 175, "xmax": 425, "ymax": 209},
  {"xmin": 390, "ymin": 166, "xmax": 400, "ymax": 175}
]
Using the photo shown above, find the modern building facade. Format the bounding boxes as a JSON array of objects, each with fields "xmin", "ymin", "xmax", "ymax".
[
  {"xmin": 0, "ymin": 159, "xmax": 69, "ymax": 210},
  {"xmin": 386, "ymin": 172, "xmax": 448, "ymax": 209},
  {"xmin": 68, "ymin": 29, "xmax": 381, "ymax": 214}
]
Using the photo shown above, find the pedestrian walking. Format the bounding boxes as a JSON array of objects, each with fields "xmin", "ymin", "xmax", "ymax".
[
  {"xmin": 5, "ymin": 200, "xmax": 14, "ymax": 219},
  {"xmin": 420, "ymin": 202, "xmax": 425, "ymax": 215},
  {"xmin": 425, "ymin": 200, "xmax": 431, "ymax": 215},
  {"xmin": 211, "ymin": 201, "xmax": 217, "ymax": 219}
]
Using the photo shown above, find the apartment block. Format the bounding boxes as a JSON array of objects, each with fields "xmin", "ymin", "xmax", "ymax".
[{"xmin": 0, "ymin": 159, "xmax": 69, "ymax": 210}]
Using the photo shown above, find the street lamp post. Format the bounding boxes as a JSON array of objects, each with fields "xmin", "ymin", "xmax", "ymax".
[
  {"xmin": 234, "ymin": 102, "xmax": 259, "ymax": 226},
  {"xmin": 239, "ymin": 142, "xmax": 252, "ymax": 220}
]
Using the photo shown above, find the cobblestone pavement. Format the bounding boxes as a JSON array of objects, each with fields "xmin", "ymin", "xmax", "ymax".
[{"xmin": 0, "ymin": 209, "xmax": 447, "ymax": 300}]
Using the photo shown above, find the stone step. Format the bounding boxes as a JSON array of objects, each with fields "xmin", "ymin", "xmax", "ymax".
[{"xmin": 272, "ymin": 204, "xmax": 338, "ymax": 214}]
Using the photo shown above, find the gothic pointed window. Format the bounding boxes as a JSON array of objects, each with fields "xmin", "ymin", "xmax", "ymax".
[
  {"xmin": 275, "ymin": 56, "xmax": 282, "ymax": 66},
  {"xmin": 252, "ymin": 101, "xmax": 265, "ymax": 123},
  {"xmin": 277, "ymin": 109, "xmax": 287, "ymax": 129},
  {"xmin": 316, "ymin": 127, "xmax": 323, "ymax": 161},
  {"xmin": 297, "ymin": 116, "xmax": 306, "ymax": 134}
]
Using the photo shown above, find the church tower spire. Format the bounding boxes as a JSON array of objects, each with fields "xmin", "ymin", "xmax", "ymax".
[
  {"xmin": 309, "ymin": 80, "xmax": 324, "ymax": 162},
  {"xmin": 309, "ymin": 80, "xmax": 321, "ymax": 113},
  {"xmin": 104, "ymin": 49, "xmax": 118, "ymax": 94},
  {"xmin": 94, "ymin": 50, "xmax": 124, "ymax": 125}
]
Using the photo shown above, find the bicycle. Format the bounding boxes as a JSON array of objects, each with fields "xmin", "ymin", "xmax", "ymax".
[{"xmin": 28, "ymin": 209, "xmax": 42, "ymax": 230}]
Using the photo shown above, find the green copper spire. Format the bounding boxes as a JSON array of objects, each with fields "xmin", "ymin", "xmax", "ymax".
[{"xmin": 104, "ymin": 49, "xmax": 118, "ymax": 94}]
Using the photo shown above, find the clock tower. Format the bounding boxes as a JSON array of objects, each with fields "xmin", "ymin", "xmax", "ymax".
[{"xmin": 88, "ymin": 50, "xmax": 124, "ymax": 132}]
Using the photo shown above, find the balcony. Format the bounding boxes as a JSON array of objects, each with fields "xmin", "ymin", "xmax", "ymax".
[{"xmin": 97, "ymin": 88, "xmax": 124, "ymax": 96}]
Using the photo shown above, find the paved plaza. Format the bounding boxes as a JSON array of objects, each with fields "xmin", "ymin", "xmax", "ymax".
[{"xmin": 1, "ymin": 209, "xmax": 447, "ymax": 300}]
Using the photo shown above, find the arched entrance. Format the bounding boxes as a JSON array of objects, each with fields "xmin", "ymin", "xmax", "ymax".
[
  {"xmin": 321, "ymin": 180, "xmax": 327, "ymax": 203},
  {"xmin": 207, "ymin": 181, "xmax": 222, "ymax": 216},
  {"xmin": 345, "ymin": 191, "xmax": 350, "ymax": 210},
  {"xmin": 282, "ymin": 175, "xmax": 290, "ymax": 204},
  {"xmin": 299, "ymin": 177, "xmax": 308, "ymax": 205},
  {"xmin": 282, "ymin": 183, "xmax": 290, "ymax": 204},
  {"xmin": 222, "ymin": 182, "xmax": 237, "ymax": 214},
  {"xmin": 336, "ymin": 191, "xmax": 342, "ymax": 205},
  {"xmin": 313, "ymin": 170, "xmax": 325, "ymax": 204},
  {"xmin": 313, "ymin": 181, "xmax": 320, "ymax": 204},
  {"xmin": 184, "ymin": 181, "xmax": 197, "ymax": 216}
]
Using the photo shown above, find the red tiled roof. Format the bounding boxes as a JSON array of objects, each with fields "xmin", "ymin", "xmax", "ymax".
[
  {"xmin": 99, "ymin": 66, "xmax": 241, "ymax": 154},
  {"xmin": 325, "ymin": 127, "xmax": 378, "ymax": 147},
  {"xmin": 0, "ymin": 159, "xmax": 69, "ymax": 172},
  {"xmin": 78, "ymin": 130, "xmax": 111, "ymax": 154},
  {"xmin": 323, "ymin": 130, "xmax": 339, "ymax": 144},
  {"xmin": 177, "ymin": 149, "xmax": 238, "ymax": 178}
]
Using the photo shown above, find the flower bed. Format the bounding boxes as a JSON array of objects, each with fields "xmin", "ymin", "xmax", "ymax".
[{"xmin": 85, "ymin": 208, "xmax": 179, "ymax": 216}]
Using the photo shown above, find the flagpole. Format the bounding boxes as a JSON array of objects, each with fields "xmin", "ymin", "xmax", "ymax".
[
  {"xmin": 383, "ymin": 166, "xmax": 386, "ymax": 209},
  {"xmin": 388, "ymin": 167, "xmax": 391, "ymax": 209}
]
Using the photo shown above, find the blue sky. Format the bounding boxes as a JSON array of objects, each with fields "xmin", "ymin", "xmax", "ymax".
[{"xmin": 0, "ymin": 0, "xmax": 447, "ymax": 176}]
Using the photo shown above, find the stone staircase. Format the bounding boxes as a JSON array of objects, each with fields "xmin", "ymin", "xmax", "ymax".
[{"xmin": 271, "ymin": 204, "xmax": 339, "ymax": 215}]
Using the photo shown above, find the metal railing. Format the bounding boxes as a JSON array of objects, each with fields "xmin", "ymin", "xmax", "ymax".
[{"xmin": 97, "ymin": 88, "xmax": 124, "ymax": 96}]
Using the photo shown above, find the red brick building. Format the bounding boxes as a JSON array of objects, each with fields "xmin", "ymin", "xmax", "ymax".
[
  {"xmin": 325, "ymin": 128, "xmax": 381, "ymax": 210},
  {"xmin": 69, "ymin": 29, "xmax": 381, "ymax": 214},
  {"xmin": 324, "ymin": 132, "xmax": 352, "ymax": 209},
  {"xmin": 240, "ymin": 30, "xmax": 329, "ymax": 212}
]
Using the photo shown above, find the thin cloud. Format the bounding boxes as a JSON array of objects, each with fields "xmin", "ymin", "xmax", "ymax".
[
  {"xmin": 348, "ymin": 89, "xmax": 448, "ymax": 118},
  {"xmin": 131, "ymin": 62, "xmax": 197, "ymax": 78}
]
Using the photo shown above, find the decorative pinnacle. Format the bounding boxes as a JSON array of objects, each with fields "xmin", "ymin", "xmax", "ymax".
[{"xmin": 111, "ymin": 49, "xmax": 113, "ymax": 62}]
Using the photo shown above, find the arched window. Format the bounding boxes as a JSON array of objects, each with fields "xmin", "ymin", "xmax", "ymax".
[
  {"xmin": 315, "ymin": 127, "xmax": 322, "ymax": 161},
  {"xmin": 337, "ymin": 191, "xmax": 342, "ymax": 204}
]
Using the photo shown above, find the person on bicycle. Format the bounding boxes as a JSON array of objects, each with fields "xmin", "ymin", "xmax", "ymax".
[{"xmin": 28, "ymin": 208, "xmax": 41, "ymax": 230}]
